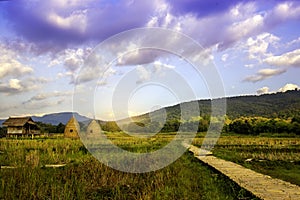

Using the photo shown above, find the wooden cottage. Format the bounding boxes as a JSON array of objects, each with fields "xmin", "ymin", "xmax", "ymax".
[
  {"xmin": 64, "ymin": 116, "xmax": 80, "ymax": 139},
  {"xmin": 2, "ymin": 117, "xmax": 40, "ymax": 137},
  {"xmin": 86, "ymin": 119, "xmax": 101, "ymax": 137}
]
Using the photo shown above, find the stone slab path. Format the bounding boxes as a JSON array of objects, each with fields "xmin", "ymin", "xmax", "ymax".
[{"xmin": 188, "ymin": 145, "xmax": 300, "ymax": 200}]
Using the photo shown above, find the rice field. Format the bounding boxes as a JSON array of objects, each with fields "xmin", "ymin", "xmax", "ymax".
[
  {"xmin": 2, "ymin": 133, "xmax": 299, "ymax": 199},
  {"xmin": 0, "ymin": 133, "xmax": 260, "ymax": 200}
]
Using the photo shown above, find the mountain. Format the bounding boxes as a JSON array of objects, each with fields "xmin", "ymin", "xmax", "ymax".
[
  {"xmin": 31, "ymin": 112, "xmax": 90, "ymax": 125},
  {"xmin": 0, "ymin": 112, "xmax": 90, "ymax": 126}
]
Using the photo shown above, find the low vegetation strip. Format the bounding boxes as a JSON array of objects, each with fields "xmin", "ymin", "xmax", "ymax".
[{"xmin": 189, "ymin": 145, "xmax": 300, "ymax": 200}]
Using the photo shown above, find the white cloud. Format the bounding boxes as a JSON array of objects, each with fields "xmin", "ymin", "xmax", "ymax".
[
  {"xmin": 244, "ymin": 64, "xmax": 254, "ymax": 68},
  {"xmin": 264, "ymin": 49, "xmax": 300, "ymax": 67},
  {"xmin": 256, "ymin": 86, "xmax": 270, "ymax": 95},
  {"xmin": 47, "ymin": 9, "xmax": 88, "ymax": 34},
  {"xmin": 244, "ymin": 68, "xmax": 286, "ymax": 82},
  {"xmin": 153, "ymin": 1, "xmax": 300, "ymax": 52},
  {"xmin": 246, "ymin": 32, "xmax": 280, "ymax": 60},
  {"xmin": 272, "ymin": 2, "xmax": 300, "ymax": 20},
  {"xmin": 9, "ymin": 79, "xmax": 22, "ymax": 90},
  {"xmin": 227, "ymin": 14, "xmax": 264, "ymax": 42},
  {"xmin": 0, "ymin": 77, "xmax": 49, "ymax": 95},
  {"xmin": 136, "ymin": 65, "xmax": 151, "ymax": 83},
  {"xmin": 153, "ymin": 60, "xmax": 175, "ymax": 72},
  {"xmin": 117, "ymin": 48, "xmax": 166, "ymax": 66},
  {"xmin": 0, "ymin": 43, "xmax": 33, "ymax": 79},
  {"xmin": 50, "ymin": 47, "xmax": 91, "ymax": 70},
  {"xmin": 278, "ymin": 83, "xmax": 299, "ymax": 92},
  {"xmin": 50, "ymin": 47, "xmax": 93, "ymax": 83},
  {"xmin": 287, "ymin": 37, "xmax": 300, "ymax": 47}
]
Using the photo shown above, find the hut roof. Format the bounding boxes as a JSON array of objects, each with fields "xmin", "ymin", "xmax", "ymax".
[{"xmin": 2, "ymin": 117, "xmax": 36, "ymax": 127}]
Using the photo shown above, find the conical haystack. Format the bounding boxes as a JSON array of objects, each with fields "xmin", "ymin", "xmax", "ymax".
[
  {"xmin": 86, "ymin": 120, "xmax": 101, "ymax": 138},
  {"xmin": 64, "ymin": 116, "xmax": 80, "ymax": 139}
]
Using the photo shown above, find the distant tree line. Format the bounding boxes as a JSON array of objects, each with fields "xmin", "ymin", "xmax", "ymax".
[
  {"xmin": 36, "ymin": 122, "xmax": 66, "ymax": 134},
  {"xmin": 224, "ymin": 116, "xmax": 300, "ymax": 135},
  {"xmin": 111, "ymin": 115, "xmax": 211, "ymax": 133},
  {"xmin": 100, "ymin": 115, "xmax": 300, "ymax": 136}
]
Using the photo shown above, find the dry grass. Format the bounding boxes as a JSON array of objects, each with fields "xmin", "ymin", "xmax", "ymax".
[{"xmin": 0, "ymin": 136, "xmax": 256, "ymax": 200}]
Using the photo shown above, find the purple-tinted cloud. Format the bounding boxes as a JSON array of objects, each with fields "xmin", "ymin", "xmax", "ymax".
[
  {"xmin": 166, "ymin": 0, "xmax": 254, "ymax": 17},
  {"xmin": 3, "ymin": 0, "xmax": 157, "ymax": 51}
]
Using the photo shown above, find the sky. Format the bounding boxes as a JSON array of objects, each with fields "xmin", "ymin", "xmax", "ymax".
[{"xmin": 0, "ymin": 0, "xmax": 300, "ymax": 120}]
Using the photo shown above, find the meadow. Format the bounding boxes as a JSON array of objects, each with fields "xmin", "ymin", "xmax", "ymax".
[
  {"xmin": 0, "ymin": 133, "xmax": 260, "ymax": 200},
  {"xmin": 2, "ymin": 132, "xmax": 299, "ymax": 199}
]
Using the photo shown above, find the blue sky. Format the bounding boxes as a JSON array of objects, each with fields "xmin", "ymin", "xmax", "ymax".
[{"xmin": 0, "ymin": 0, "xmax": 300, "ymax": 120}]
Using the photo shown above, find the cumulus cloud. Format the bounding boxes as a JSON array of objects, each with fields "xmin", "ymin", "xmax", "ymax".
[
  {"xmin": 0, "ymin": 43, "xmax": 33, "ymax": 79},
  {"xmin": 245, "ymin": 32, "xmax": 280, "ymax": 61},
  {"xmin": 146, "ymin": 1, "xmax": 291, "ymax": 51},
  {"xmin": 117, "ymin": 49, "xmax": 166, "ymax": 66},
  {"xmin": 264, "ymin": 1, "xmax": 300, "ymax": 28},
  {"xmin": 73, "ymin": 27, "xmax": 211, "ymax": 85},
  {"xmin": 135, "ymin": 61, "xmax": 176, "ymax": 84},
  {"xmin": 256, "ymin": 86, "xmax": 270, "ymax": 95},
  {"xmin": 0, "ymin": 77, "xmax": 49, "ymax": 95},
  {"xmin": 136, "ymin": 65, "xmax": 151, "ymax": 83},
  {"xmin": 2, "ymin": 0, "xmax": 300, "ymax": 55},
  {"xmin": 4, "ymin": 0, "xmax": 158, "ymax": 50},
  {"xmin": 278, "ymin": 83, "xmax": 299, "ymax": 92},
  {"xmin": 264, "ymin": 49, "xmax": 300, "ymax": 67},
  {"xmin": 244, "ymin": 68, "xmax": 286, "ymax": 82},
  {"xmin": 49, "ymin": 47, "xmax": 92, "ymax": 83}
]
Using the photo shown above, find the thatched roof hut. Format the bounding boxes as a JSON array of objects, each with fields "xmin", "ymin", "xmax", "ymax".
[
  {"xmin": 64, "ymin": 116, "xmax": 80, "ymax": 139},
  {"xmin": 2, "ymin": 117, "xmax": 40, "ymax": 137},
  {"xmin": 86, "ymin": 120, "xmax": 101, "ymax": 137}
]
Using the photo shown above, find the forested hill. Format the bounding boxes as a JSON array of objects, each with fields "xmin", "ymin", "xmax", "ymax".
[
  {"xmin": 128, "ymin": 90, "xmax": 300, "ymax": 124},
  {"xmin": 226, "ymin": 90, "xmax": 300, "ymax": 118}
]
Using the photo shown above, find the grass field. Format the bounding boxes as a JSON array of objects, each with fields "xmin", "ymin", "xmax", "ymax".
[
  {"xmin": 193, "ymin": 134, "xmax": 300, "ymax": 186},
  {"xmin": 0, "ymin": 134, "xmax": 259, "ymax": 200},
  {"xmin": 2, "ymin": 132, "xmax": 299, "ymax": 199}
]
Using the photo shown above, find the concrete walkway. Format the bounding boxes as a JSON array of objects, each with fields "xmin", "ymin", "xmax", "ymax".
[{"xmin": 188, "ymin": 145, "xmax": 300, "ymax": 200}]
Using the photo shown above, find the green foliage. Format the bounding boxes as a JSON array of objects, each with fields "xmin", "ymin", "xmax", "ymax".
[
  {"xmin": 0, "ymin": 126, "xmax": 7, "ymax": 138},
  {"xmin": 36, "ymin": 122, "xmax": 66, "ymax": 134},
  {"xmin": 226, "ymin": 90, "xmax": 300, "ymax": 118},
  {"xmin": 225, "ymin": 117, "xmax": 300, "ymax": 135}
]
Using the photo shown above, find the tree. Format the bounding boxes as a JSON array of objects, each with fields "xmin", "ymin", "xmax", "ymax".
[
  {"xmin": 0, "ymin": 126, "xmax": 7, "ymax": 138},
  {"xmin": 56, "ymin": 123, "xmax": 65, "ymax": 133},
  {"xmin": 291, "ymin": 122, "xmax": 300, "ymax": 135}
]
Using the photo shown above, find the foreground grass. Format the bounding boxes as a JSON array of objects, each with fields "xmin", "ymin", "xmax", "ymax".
[
  {"xmin": 0, "ymin": 137, "xmax": 256, "ymax": 200},
  {"xmin": 193, "ymin": 135, "xmax": 300, "ymax": 186}
]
